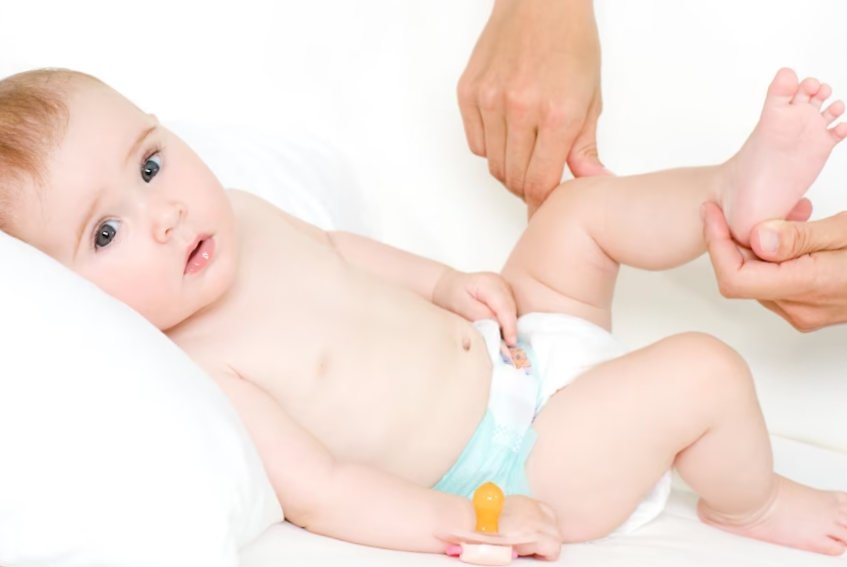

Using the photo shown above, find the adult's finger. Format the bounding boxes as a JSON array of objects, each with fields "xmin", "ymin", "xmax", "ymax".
[
  {"xmin": 750, "ymin": 211, "xmax": 847, "ymax": 262},
  {"xmin": 503, "ymin": 100, "xmax": 539, "ymax": 198},
  {"xmin": 479, "ymin": 100, "xmax": 509, "ymax": 187},
  {"xmin": 457, "ymin": 78, "xmax": 487, "ymax": 157},
  {"xmin": 702, "ymin": 202, "xmax": 813, "ymax": 299},
  {"xmin": 758, "ymin": 298, "xmax": 832, "ymax": 333},
  {"xmin": 702, "ymin": 201, "xmax": 748, "ymax": 287},
  {"xmin": 566, "ymin": 98, "xmax": 612, "ymax": 178},
  {"xmin": 522, "ymin": 111, "xmax": 577, "ymax": 209},
  {"xmin": 759, "ymin": 300, "xmax": 814, "ymax": 332}
]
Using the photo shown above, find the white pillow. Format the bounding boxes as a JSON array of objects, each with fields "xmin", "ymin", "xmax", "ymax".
[
  {"xmin": 0, "ymin": 124, "xmax": 370, "ymax": 566},
  {"xmin": 0, "ymin": 231, "xmax": 281, "ymax": 567},
  {"xmin": 168, "ymin": 120, "xmax": 377, "ymax": 237}
]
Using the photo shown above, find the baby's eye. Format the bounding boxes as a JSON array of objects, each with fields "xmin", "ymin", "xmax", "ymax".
[
  {"xmin": 141, "ymin": 154, "xmax": 161, "ymax": 183},
  {"xmin": 95, "ymin": 220, "xmax": 120, "ymax": 249}
]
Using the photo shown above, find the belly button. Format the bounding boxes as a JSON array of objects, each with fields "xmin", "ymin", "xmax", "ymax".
[{"xmin": 462, "ymin": 336, "xmax": 471, "ymax": 351}]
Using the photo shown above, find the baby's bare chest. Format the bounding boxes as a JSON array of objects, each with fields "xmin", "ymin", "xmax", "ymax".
[{"xmin": 188, "ymin": 231, "xmax": 489, "ymax": 465}]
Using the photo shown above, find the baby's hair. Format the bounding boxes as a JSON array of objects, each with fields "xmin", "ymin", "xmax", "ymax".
[{"xmin": 0, "ymin": 68, "xmax": 101, "ymax": 235}]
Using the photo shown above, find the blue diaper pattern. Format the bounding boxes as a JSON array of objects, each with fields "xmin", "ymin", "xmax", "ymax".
[{"xmin": 432, "ymin": 321, "xmax": 542, "ymax": 498}]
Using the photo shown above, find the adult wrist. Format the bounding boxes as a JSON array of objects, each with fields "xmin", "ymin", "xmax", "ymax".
[{"xmin": 492, "ymin": 0, "xmax": 595, "ymax": 19}]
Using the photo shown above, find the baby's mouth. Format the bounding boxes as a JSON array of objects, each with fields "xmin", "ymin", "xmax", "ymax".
[
  {"xmin": 184, "ymin": 236, "xmax": 215, "ymax": 275},
  {"xmin": 188, "ymin": 240, "xmax": 202, "ymax": 260}
]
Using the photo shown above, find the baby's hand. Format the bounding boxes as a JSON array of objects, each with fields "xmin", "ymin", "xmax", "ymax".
[
  {"xmin": 432, "ymin": 269, "xmax": 518, "ymax": 345},
  {"xmin": 499, "ymin": 495, "xmax": 562, "ymax": 560},
  {"xmin": 438, "ymin": 495, "xmax": 563, "ymax": 561}
]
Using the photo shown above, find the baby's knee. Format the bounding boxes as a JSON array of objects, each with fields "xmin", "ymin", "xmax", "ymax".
[{"xmin": 656, "ymin": 332, "xmax": 754, "ymax": 398}]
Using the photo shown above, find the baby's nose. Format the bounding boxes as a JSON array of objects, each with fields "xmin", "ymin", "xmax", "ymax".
[{"xmin": 152, "ymin": 202, "xmax": 185, "ymax": 243}]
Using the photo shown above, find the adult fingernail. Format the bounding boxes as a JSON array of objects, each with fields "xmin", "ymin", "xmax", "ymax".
[
  {"xmin": 758, "ymin": 223, "xmax": 780, "ymax": 256},
  {"xmin": 512, "ymin": 550, "xmax": 519, "ymax": 559},
  {"xmin": 446, "ymin": 545, "xmax": 462, "ymax": 556}
]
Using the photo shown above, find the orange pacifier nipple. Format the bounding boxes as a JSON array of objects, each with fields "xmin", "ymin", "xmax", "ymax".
[
  {"xmin": 473, "ymin": 482, "xmax": 504, "ymax": 534},
  {"xmin": 457, "ymin": 483, "xmax": 513, "ymax": 565}
]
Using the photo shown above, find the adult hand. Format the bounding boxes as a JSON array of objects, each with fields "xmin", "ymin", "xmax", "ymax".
[
  {"xmin": 458, "ymin": 0, "xmax": 611, "ymax": 214},
  {"xmin": 702, "ymin": 201, "xmax": 847, "ymax": 332}
]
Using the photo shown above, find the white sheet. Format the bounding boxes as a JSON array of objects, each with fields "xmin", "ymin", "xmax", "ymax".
[
  {"xmin": 241, "ymin": 436, "xmax": 847, "ymax": 566},
  {"xmin": 240, "ymin": 494, "xmax": 839, "ymax": 567}
]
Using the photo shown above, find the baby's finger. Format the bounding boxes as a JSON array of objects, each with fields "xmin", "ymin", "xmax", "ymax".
[
  {"xmin": 435, "ymin": 529, "xmax": 537, "ymax": 547},
  {"xmin": 516, "ymin": 535, "xmax": 562, "ymax": 561},
  {"xmin": 463, "ymin": 301, "xmax": 496, "ymax": 323},
  {"xmin": 499, "ymin": 311, "xmax": 518, "ymax": 347},
  {"xmin": 482, "ymin": 291, "xmax": 518, "ymax": 346}
]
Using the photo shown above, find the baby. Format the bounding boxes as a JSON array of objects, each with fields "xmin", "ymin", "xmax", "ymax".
[{"xmin": 1, "ymin": 67, "xmax": 846, "ymax": 560}]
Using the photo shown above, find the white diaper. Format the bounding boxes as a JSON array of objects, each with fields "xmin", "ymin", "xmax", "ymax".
[{"xmin": 516, "ymin": 312, "xmax": 672, "ymax": 537}]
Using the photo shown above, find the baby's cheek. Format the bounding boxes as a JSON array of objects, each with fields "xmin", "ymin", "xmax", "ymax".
[{"xmin": 104, "ymin": 269, "xmax": 168, "ymax": 320}]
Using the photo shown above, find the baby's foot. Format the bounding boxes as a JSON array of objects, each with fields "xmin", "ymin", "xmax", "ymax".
[
  {"xmin": 698, "ymin": 475, "xmax": 847, "ymax": 556},
  {"xmin": 721, "ymin": 68, "xmax": 847, "ymax": 246}
]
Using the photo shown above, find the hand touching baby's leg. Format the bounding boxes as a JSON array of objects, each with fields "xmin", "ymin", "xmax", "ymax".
[
  {"xmin": 503, "ymin": 69, "xmax": 845, "ymax": 329},
  {"xmin": 503, "ymin": 165, "xmax": 724, "ymax": 329},
  {"xmin": 527, "ymin": 333, "xmax": 847, "ymax": 555}
]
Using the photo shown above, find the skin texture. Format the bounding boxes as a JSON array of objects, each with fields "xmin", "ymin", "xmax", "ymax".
[
  {"xmin": 704, "ymin": 206, "xmax": 847, "ymax": 332},
  {"xmin": 701, "ymin": 69, "xmax": 847, "ymax": 332},
  {"xmin": 19, "ymin": 69, "xmax": 847, "ymax": 559},
  {"xmin": 721, "ymin": 69, "xmax": 847, "ymax": 247},
  {"xmin": 458, "ymin": 0, "xmax": 611, "ymax": 215},
  {"xmin": 17, "ymin": 82, "xmax": 239, "ymax": 331}
]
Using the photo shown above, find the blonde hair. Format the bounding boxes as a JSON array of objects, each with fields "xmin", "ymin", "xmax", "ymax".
[{"xmin": 0, "ymin": 68, "xmax": 101, "ymax": 235}]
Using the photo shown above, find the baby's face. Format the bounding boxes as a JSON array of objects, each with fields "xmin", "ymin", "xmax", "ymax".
[{"xmin": 18, "ymin": 82, "xmax": 238, "ymax": 330}]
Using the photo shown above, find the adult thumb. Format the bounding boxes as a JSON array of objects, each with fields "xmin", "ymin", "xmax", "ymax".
[
  {"xmin": 566, "ymin": 109, "xmax": 613, "ymax": 178},
  {"xmin": 751, "ymin": 211, "xmax": 847, "ymax": 261}
]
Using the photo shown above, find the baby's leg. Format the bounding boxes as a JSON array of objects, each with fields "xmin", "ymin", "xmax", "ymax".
[
  {"xmin": 503, "ymin": 69, "xmax": 846, "ymax": 329},
  {"xmin": 527, "ymin": 332, "xmax": 847, "ymax": 555},
  {"xmin": 502, "ymin": 165, "xmax": 722, "ymax": 329}
]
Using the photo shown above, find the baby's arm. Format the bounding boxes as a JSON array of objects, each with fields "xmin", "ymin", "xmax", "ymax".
[
  {"xmin": 330, "ymin": 230, "xmax": 452, "ymax": 303},
  {"xmin": 279, "ymin": 209, "xmax": 518, "ymax": 342},
  {"xmin": 281, "ymin": 209, "xmax": 452, "ymax": 301},
  {"xmin": 212, "ymin": 369, "xmax": 475, "ymax": 551}
]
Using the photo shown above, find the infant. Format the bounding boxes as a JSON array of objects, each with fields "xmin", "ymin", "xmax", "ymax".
[{"xmin": 1, "ymin": 67, "xmax": 846, "ymax": 559}]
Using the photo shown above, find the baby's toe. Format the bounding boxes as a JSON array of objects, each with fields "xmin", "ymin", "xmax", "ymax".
[
  {"xmin": 837, "ymin": 492, "xmax": 847, "ymax": 518},
  {"xmin": 767, "ymin": 68, "xmax": 799, "ymax": 101},
  {"xmin": 822, "ymin": 100, "xmax": 845, "ymax": 125},
  {"xmin": 811, "ymin": 83, "xmax": 832, "ymax": 109},
  {"xmin": 792, "ymin": 77, "xmax": 821, "ymax": 104},
  {"xmin": 819, "ymin": 536, "xmax": 847, "ymax": 557},
  {"xmin": 829, "ymin": 122, "xmax": 847, "ymax": 142}
]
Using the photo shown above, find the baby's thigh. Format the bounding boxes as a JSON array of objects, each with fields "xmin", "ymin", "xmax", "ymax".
[
  {"xmin": 526, "ymin": 332, "xmax": 739, "ymax": 541},
  {"xmin": 501, "ymin": 184, "xmax": 617, "ymax": 330}
]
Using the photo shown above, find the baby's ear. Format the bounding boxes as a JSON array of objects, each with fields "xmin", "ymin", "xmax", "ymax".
[{"xmin": 149, "ymin": 113, "xmax": 160, "ymax": 124}]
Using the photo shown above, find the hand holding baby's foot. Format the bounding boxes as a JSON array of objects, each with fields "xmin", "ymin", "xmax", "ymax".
[
  {"xmin": 699, "ymin": 476, "xmax": 847, "ymax": 556},
  {"xmin": 722, "ymin": 68, "xmax": 847, "ymax": 246}
]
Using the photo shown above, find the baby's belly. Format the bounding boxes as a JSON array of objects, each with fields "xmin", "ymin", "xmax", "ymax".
[
  {"xmin": 261, "ymin": 301, "xmax": 493, "ymax": 487},
  {"xmin": 316, "ymin": 313, "xmax": 491, "ymax": 486}
]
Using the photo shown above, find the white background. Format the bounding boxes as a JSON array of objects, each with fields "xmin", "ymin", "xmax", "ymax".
[{"xmin": 2, "ymin": 1, "xmax": 846, "ymax": 453}]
